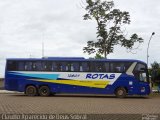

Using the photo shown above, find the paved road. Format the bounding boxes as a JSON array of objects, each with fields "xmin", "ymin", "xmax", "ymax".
[{"xmin": 0, "ymin": 93, "xmax": 160, "ymax": 114}]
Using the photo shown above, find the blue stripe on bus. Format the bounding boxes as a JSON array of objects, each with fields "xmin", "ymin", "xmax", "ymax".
[{"xmin": 9, "ymin": 72, "xmax": 59, "ymax": 80}]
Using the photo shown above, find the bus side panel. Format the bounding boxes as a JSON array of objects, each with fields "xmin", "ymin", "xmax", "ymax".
[
  {"xmin": 106, "ymin": 74, "xmax": 130, "ymax": 94},
  {"xmin": 4, "ymin": 72, "xmax": 123, "ymax": 94},
  {"xmin": 5, "ymin": 71, "xmax": 150, "ymax": 95},
  {"xmin": 5, "ymin": 73, "xmax": 19, "ymax": 91}
]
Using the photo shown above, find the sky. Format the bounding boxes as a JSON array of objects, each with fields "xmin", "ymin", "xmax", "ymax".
[{"xmin": 0, "ymin": 0, "xmax": 160, "ymax": 77}]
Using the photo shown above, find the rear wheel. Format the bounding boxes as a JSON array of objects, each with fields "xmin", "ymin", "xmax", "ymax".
[
  {"xmin": 115, "ymin": 87, "xmax": 127, "ymax": 98},
  {"xmin": 39, "ymin": 86, "xmax": 50, "ymax": 97},
  {"xmin": 25, "ymin": 85, "xmax": 37, "ymax": 96}
]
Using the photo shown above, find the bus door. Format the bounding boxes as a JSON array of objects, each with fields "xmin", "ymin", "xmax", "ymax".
[{"xmin": 133, "ymin": 63, "xmax": 149, "ymax": 94}]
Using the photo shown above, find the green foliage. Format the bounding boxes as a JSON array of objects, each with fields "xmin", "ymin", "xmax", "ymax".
[
  {"xmin": 88, "ymin": 53, "xmax": 104, "ymax": 59},
  {"xmin": 151, "ymin": 61, "xmax": 160, "ymax": 69},
  {"xmin": 95, "ymin": 53, "xmax": 104, "ymax": 59},
  {"xmin": 150, "ymin": 61, "xmax": 160, "ymax": 83},
  {"xmin": 83, "ymin": 0, "xmax": 143, "ymax": 58}
]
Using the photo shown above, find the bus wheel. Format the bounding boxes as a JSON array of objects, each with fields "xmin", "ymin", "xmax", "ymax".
[
  {"xmin": 25, "ymin": 85, "xmax": 37, "ymax": 96},
  {"xmin": 39, "ymin": 86, "xmax": 50, "ymax": 97},
  {"xmin": 115, "ymin": 87, "xmax": 127, "ymax": 98}
]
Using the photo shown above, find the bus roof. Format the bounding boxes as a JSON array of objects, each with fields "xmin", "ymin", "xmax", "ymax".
[{"xmin": 6, "ymin": 57, "xmax": 146, "ymax": 64}]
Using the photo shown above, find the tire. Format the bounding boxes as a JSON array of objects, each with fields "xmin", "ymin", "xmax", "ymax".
[
  {"xmin": 39, "ymin": 86, "xmax": 50, "ymax": 97},
  {"xmin": 51, "ymin": 92, "xmax": 56, "ymax": 96},
  {"xmin": 25, "ymin": 85, "xmax": 37, "ymax": 96},
  {"xmin": 115, "ymin": 87, "xmax": 127, "ymax": 98}
]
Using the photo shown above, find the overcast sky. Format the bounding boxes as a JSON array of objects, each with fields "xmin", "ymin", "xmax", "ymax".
[{"xmin": 0, "ymin": 0, "xmax": 160, "ymax": 77}]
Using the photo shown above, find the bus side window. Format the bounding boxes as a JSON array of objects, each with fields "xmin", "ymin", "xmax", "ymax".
[
  {"xmin": 80, "ymin": 62, "xmax": 90, "ymax": 72},
  {"xmin": 7, "ymin": 61, "xmax": 17, "ymax": 71},
  {"xmin": 52, "ymin": 62, "xmax": 59, "ymax": 72},
  {"xmin": 65, "ymin": 63, "xmax": 69, "ymax": 71},
  {"xmin": 110, "ymin": 62, "xmax": 125, "ymax": 73},
  {"xmin": 95, "ymin": 62, "xmax": 104, "ymax": 72},
  {"xmin": 110, "ymin": 63, "xmax": 116, "ymax": 72},
  {"xmin": 18, "ymin": 62, "xmax": 25, "ymax": 71},
  {"xmin": 71, "ymin": 62, "xmax": 79, "ymax": 72},
  {"xmin": 56, "ymin": 62, "xmax": 63, "ymax": 72},
  {"xmin": 33, "ymin": 61, "xmax": 42, "ymax": 71},
  {"xmin": 38, "ymin": 61, "xmax": 43, "ymax": 71},
  {"xmin": 32, "ymin": 62, "xmax": 36, "ymax": 70},
  {"xmin": 25, "ymin": 62, "xmax": 32, "ymax": 71},
  {"xmin": 104, "ymin": 62, "xmax": 109, "ymax": 72},
  {"xmin": 80, "ymin": 63, "xmax": 83, "ymax": 72},
  {"xmin": 71, "ymin": 63, "xmax": 74, "ymax": 71},
  {"xmin": 47, "ymin": 61, "xmax": 53, "ymax": 71},
  {"xmin": 42, "ymin": 61, "xmax": 50, "ymax": 71},
  {"xmin": 60, "ymin": 62, "xmax": 69, "ymax": 72}
]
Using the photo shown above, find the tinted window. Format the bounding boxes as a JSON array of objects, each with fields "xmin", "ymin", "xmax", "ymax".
[
  {"xmin": 24, "ymin": 62, "xmax": 32, "ymax": 71},
  {"xmin": 41, "ymin": 61, "xmax": 52, "ymax": 71},
  {"xmin": 32, "ymin": 61, "xmax": 42, "ymax": 71},
  {"xmin": 80, "ymin": 62, "xmax": 90, "ymax": 72},
  {"xmin": 51, "ymin": 62, "xmax": 58, "ymax": 71},
  {"xmin": 55, "ymin": 62, "xmax": 63, "ymax": 72},
  {"xmin": 134, "ymin": 63, "xmax": 146, "ymax": 71},
  {"xmin": 7, "ymin": 61, "xmax": 17, "ymax": 71},
  {"xmin": 17, "ymin": 61, "xmax": 43, "ymax": 71},
  {"xmin": 71, "ymin": 62, "xmax": 79, "ymax": 72},
  {"xmin": 62, "ymin": 62, "xmax": 69, "ymax": 71},
  {"xmin": 110, "ymin": 62, "xmax": 131, "ymax": 73},
  {"xmin": 56, "ymin": 62, "xmax": 80, "ymax": 72},
  {"xmin": 91, "ymin": 62, "xmax": 105, "ymax": 72},
  {"xmin": 104, "ymin": 62, "xmax": 109, "ymax": 72},
  {"xmin": 18, "ymin": 61, "xmax": 25, "ymax": 71}
]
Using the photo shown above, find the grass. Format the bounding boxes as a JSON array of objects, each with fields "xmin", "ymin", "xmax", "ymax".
[
  {"xmin": 149, "ymin": 92, "xmax": 160, "ymax": 97},
  {"xmin": 152, "ymin": 85, "xmax": 158, "ymax": 90},
  {"xmin": 0, "ymin": 79, "xmax": 4, "ymax": 88}
]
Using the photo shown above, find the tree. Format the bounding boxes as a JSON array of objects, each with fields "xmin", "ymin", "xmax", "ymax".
[
  {"xmin": 150, "ymin": 61, "xmax": 160, "ymax": 83},
  {"xmin": 151, "ymin": 61, "xmax": 160, "ymax": 69},
  {"xmin": 88, "ymin": 53, "xmax": 104, "ymax": 59},
  {"xmin": 94, "ymin": 53, "xmax": 104, "ymax": 59},
  {"xmin": 83, "ymin": 0, "xmax": 143, "ymax": 58}
]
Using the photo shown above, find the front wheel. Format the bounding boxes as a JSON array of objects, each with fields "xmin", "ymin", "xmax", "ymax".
[
  {"xmin": 115, "ymin": 87, "xmax": 127, "ymax": 98},
  {"xmin": 39, "ymin": 86, "xmax": 50, "ymax": 97}
]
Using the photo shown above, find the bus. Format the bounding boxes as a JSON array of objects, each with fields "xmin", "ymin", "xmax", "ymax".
[{"xmin": 4, "ymin": 57, "xmax": 150, "ymax": 98}]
